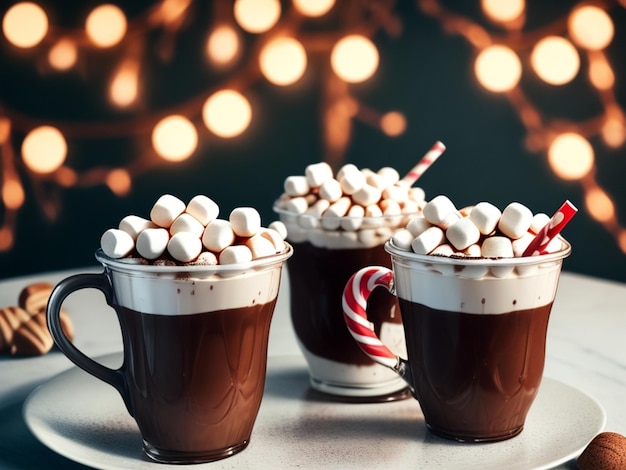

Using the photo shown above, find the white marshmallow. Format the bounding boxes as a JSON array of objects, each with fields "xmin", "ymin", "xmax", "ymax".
[
  {"xmin": 186, "ymin": 195, "xmax": 219, "ymax": 226},
  {"xmin": 245, "ymin": 234, "xmax": 277, "ymax": 259},
  {"xmin": 219, "ymin": 245, "xmax": 253, "ymax": 264},
  {"xmin": 339, "ymin": 169, "xmax": 365, "ymax": 195},
  {"xmin": 340, "ymin": 204, "xmax": 364, "ymax": 231},
  {"xmin": 167, "ymin": 231, "xmax": 202, "ymax": 262},
  {"xmin": 336, "ymin": 163, "xmax": 359, "ymax": 181},
  {"xmin": 498, "ymin": 202, "xmax": 533, "ymax": 239},
  {"xmin": 408, "ymin": 187, "xmax": 426, "ymax": 203},
  {"xmin": 321, "ymin": 197, "xmax": 351, "ymax": 230},
  {"xmin": 268, "ymin": 221, "xmax": 287, "ymax": 240},
  {"xmin": 259, "ymin": 228, "xmax": 286, "ymax": 252},
  {"xmin": 150, "ymin": 194, "xmax": 186, "ymax": 228},
  {"xmin": 459, "ymin": 206, "xmax": 474, "ymax": 217},
  {"xmin": 284, "ymin": 175, "xmax": 310, "ymax": 197},
  {"xmin": 119, "ymin": 215, "xmax": 156, "ymax": 240},
  {"xmin": 230, "ymin": 207, "xmax": 261, "ymax": 237},
  {"xmin": 469, "ymin": 202, "xmax": 501, "ymax": 235},
  {"xmin": 283, "ymin": 197, "xmax": 309, "ymax": 214},
  {"xmin": 530, "ymin": 213, "xmax": 550, "ymax": 234},
  {"xmin": 423, "ymin": 195, "xmax": 457, "ymax": 227},
  {"xmin": 190, "ymin": 251, "xmax": 218, "ymax": 265},
  {"xmin": 361, "ymin": 204, "xmax": 383, "ymax": 229},
  {"xmin": 170, "ymin": 213, "xmax": 205, "ymax": 238},
  {"xmin": 202, "ymin": 219, "xmax": 235, "ymax": 252},
  {"xmin": 464, "ymin": 244, "xmax": 482, "ymax": 257},
  {"xmin": 391, "ymin": 229, "xmax": 414, "ymax": 251},
  {"xmin": 382, "ymin": 184, "xmax": 408, "ymax": 203},
  {"xmin": 481, "ymin": 236, "xmax": 514, "ymax": 258},
  {"xmin": 318, "ymin": 178, "xmax": 343, "ymax": 202},
  {"xmin": 136, "ymin": 228, "xmax": 170, "ymax": 260},
  {"xmin": 446, "ymin": 218, "xmax": 481, "ymax": 251},
  {"xmin": 380, "ymin": 199, "xmax": 403, "ymax": 226},
  {"xmin": 400, "ymin": 199, "xmax": 419, "ymax": 215},
  {"xmin": 439, "ymin": 211, "xmax": 462, "ymax": 230},
  {"xmin": 101, "ymin": 228, "xmax": 135, "ymax": 259},
  {"xmin": 512, "ymin": 232, "xmax": 535, "ymax": 257},
  {"xmin": 380, "ymin": 199, "xmax": 402, "ymax": 216},
  {"xmin": 365, "ymin": 172, "xmax": 388, "ymax": 190},
  {"xmin": 431, "ymin": 243, "xmax": 455, "ymax": 257},
  {"xmin": 411, "ymin": 226, "xmax": 445, "ymax": 255},
  {"xmin": 406, "ymin": 216, "xmax": 431, "ymax": 237},
  {"xmin": 299, "ymin": 199, "xmax": 330, "ymax": 229},
  {"xmin": 377, "ymin": 167, "xmax": 400, "ymax": 186},
  {"xmin": 352, "ymin": 184, "xmax": 382, "ymax": 206},
  {"xmin": 305, "ymin": 162, "xmax": 333, "ymax": 188},
  {"xmin": 430, "ymin": 244, "xmax": 458, "ymax": 275}
]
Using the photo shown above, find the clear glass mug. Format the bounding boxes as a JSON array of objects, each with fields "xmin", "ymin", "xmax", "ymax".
[
  {"xmin": 47, "ymin": 246, "xmax": 292, "ymax": 463},
  {"xmin": 275, "ymin": 204, "xmax": 415, "ymax": 401},
  {"xmin": 342, "ymin": 239, "xmax": 571, "ymax": 442}
]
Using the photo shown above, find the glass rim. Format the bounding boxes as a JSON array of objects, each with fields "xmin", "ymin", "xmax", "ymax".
[
  {"xmin": 94, "ymin": 243, "xmax": 293, "ymax": 274},
  {"xmin": 385, "ymin": 237, "xmax": 571, "ymax": 267}
]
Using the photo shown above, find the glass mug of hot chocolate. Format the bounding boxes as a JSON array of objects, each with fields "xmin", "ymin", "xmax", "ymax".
[
  {"xmin": 47, "ymin": 195, "xmax": 292, "ymax": 463},
  {"xmin": 273, "ymin": 149, "xmax": 446, "ymax": 401},
  {"xmin": 342, "ymin": 197, "xmax": 575, "ymax": 442}
]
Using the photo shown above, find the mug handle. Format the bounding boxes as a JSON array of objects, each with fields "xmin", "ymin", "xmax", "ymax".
[
  {"xmin": 47, "ymin": 272, "xmax": 132, "ymax": 415},
  {"xmin": 342, "ymin": 266, "xmax": 414, "ymax": 393}
]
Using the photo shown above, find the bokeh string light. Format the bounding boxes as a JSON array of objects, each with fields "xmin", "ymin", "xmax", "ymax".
[
  {"xmin": 417, "ymin": 0, "xmax": 626, "ymax": 254},
  {"xmin": 0, "ymin": 0, "xmax": 404, "ymax": 252},
  {"xmin": 1, "ymin": 0, "xmax": 624, "ymax": 257}
]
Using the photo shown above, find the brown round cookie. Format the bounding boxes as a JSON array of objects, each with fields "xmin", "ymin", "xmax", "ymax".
[
  {"xmin": 10, "ymin": 312, "xmax": 53, "ymax": 356},
  {"xmin": 18, "ymin": 282, "xmax": 54, "ymax": 315},
  {"xmin": 0, "ymin": 306, "xmax": 31, "ymax": 352},
  {"xmin": 577, "ymin": 432, "xmax": 626, "ymax": 470}
]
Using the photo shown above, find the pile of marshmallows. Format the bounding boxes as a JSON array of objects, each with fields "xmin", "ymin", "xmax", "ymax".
[
  {"xmin": 100, "ymin": 195, "xmax": 287, "ymax": 265},
  {"xmin": 391, "ymin": 195, "xmax": 561, "ymax": 258},
  {"xmin": 276, "ymin": 162, "xmax": 426, "ymax": 245}
]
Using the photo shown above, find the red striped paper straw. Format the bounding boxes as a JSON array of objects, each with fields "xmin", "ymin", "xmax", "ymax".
[
  {"xmin": 522, "ymin": 200, "xmax": 578, "ymax": 257},
  {"xmin": 399, "ymin": 140, "xmax": 446, "ymax": 186}
]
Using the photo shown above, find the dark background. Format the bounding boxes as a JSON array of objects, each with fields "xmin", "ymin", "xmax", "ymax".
[{"xmin": 0, "ymin": 0, "xmax": 625, "ymax": 282}]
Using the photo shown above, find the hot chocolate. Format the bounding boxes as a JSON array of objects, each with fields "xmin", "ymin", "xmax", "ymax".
[
  {"xmin": 400, "ymin": 300, "xmax": 551, "ymax": 441},
  {"xmin": 288, "ymin": 241, "xmax": 402, "ymax": 367},
  {"xmin": 120, "ymin": 301, "xmax": 276, "ymax": 459}
]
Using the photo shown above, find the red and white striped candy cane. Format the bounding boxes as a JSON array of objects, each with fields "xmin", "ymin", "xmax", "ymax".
[{"xmin": 342, "ymin": 266, "xmax": 398, "ymax": 369}]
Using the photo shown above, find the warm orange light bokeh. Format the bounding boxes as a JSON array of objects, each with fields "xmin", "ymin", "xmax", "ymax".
[
  {"xmin": 293, "ymin": 0, "xmax": 335, "ymax": 17},
  {"xmin": 474, "ymin": 45, "xmax": 521, "ymax": 92},
  {"xmin": 2, "ymin": 2, "xmax": 48, "ymax": 48},
  {"xmin": 233, "ymin": 0, "xmax": 281, "ymax": 34},
  {"xmin": 152, "ymin": 116, "xmax": 197, "ymax": 162},
  {"xmin": 548, "ymin": 133, "xmax": 594, "ymax": 180},
  {"xmin": 259, "ymin": 37, "xmax": 307, "ymax": 86},
  {"xmin": 202, "ymin": 90, "xmax": 252, "ymax": 138},
  {"xmin": 481, "ymin": 0, "xmax": 525, "ymax": 23},
  {"xmin": 85, "ymin": 4, "xmax": 127, "ymax": 48},
  {"xmin": 330, "ymin": 35, "xmax": 379, "ymax": 83},
  {"xmin": 568, "ymin": 6, "xmax": 614, "ymax": 51},
  {"xmin": 21, "ymin": 126, "xmax": 67, "ymax": 174},
  {"xmin": 48, "ymin": 38, "xmax": 78, "ymax": 70},
  {"xmin": 531, "ymin": 36, "xmax": 579, "ymax": 85},
  {"xmin": 206, "ymin": 25, "xmax": 239, "ymax": 66}
]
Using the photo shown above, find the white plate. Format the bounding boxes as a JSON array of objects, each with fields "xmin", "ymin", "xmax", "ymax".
[{"xmin": 24, "ymin": 354, "xmax": 605, "ymax": 470}]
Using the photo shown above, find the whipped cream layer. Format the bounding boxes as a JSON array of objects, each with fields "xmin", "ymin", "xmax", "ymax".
[
  {"xmin": 388, "ymin": 240, "xmax": 570, "ymax": 315},
  {"xmin": 97, "ymin": 247, "xmax": 291, "ymax": 315}
]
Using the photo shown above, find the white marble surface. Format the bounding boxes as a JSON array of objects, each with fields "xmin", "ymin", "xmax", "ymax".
[{"xmin": 0, "ymin": 267, "xmax": 624, "ymax": 469}]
